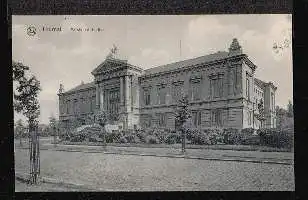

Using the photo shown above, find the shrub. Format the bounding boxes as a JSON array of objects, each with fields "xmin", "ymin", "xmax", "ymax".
[
  {"xmin": 206, "ymin": 129, "xmax": 224, "ymax": 144},
  {"xmin": 241, "ymin": 135, "xmax": 260, "ymax": 145},
  {"xmin": 124, "ymin": 134, "xmax": 140, "ymax": 143},
  {"xmin": 187, "ymin": 129, "xmax": 199, "ymax": 141},
  {"xmin": 70, "ymin": 134, "xmax": 86, "ymax": 142},
  {"xmin": 145, "ymin": 135, "xmax": 160, "ymax": 144},
  {"xmin": 191, "ymin": 132, "xmax": 210, "ymax": 145},
  {"xmin": 135, "ymin": 129, "xmax": 147, "ymax": 143},
  {"xmin": 105, "ymin": 131, "xmax": 122, "ymax": 143},
  {"xmin": 241, "ymin": 128, "xmax": 255, "ymax": 135},
  {"xmin": 258, "ymin": 128, "xmax": 293, "ymax": 149},
  {"xmin": 116, "ymin": 136, "xmax": 128, "ymax": 143},
  {"xmin": 152, "ymin": 128, "xmax": 168, "ymax": 143},
  {"xmin": 222, "ymin": 128, "xmax": 242, "ymax": 145},
  {"xmin": 165, "ymin": 132, "xmax": 181, "ymax": 144}
]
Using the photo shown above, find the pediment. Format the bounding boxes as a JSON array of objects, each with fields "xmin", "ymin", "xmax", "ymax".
[{"xmin": 91, "ymin": 58, "xmax": 128, "ymax": 75}]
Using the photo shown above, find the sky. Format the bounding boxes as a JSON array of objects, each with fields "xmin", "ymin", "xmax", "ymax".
[{"xmin": 12, "ymin": 15, "xmax": 292, "ymax": 124}]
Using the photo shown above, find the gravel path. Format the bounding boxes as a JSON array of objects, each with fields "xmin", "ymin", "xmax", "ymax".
[{"xmin": 15, "ymin": 149, "xmax": 294, "ymax": 191}]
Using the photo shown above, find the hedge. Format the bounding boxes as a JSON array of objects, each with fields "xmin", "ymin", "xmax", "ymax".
[
  {"xmin": 222, "ymin": 128, "xmax": 242, "ymax": 145},
  {"xmin": 258, "ymin": 128, "xmax": 293, "ymax": 149},
  {"xmin": 189, "ymin": 129, "xmax": 223, "ymax": 145}
]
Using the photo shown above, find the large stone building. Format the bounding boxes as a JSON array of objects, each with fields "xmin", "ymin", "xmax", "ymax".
[{"xmin": 58, "ymin": 39, "xmax": 277, "ymax": 130}]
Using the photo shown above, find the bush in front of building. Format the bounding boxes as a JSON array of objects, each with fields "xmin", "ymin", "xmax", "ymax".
[
  {"xmin": 135, "ymin": 129, "xmax": 147, "ymax": 143},
  {"xmin": 116, "ymin": 136, "xmax": 128, "ymax": 143},
  {"xmin": 123, "ymin": 133, "xmax": 141, "ymax": 143},
  {"xmin": 188, "ymin": 128, "xmax": 222, "ymax": 145},
  {"xmin": 152, "ymin": 128, "xmax": 169, "ymax": 143},
  {"xmin": 191, "ymin": 131, "xmax": 211, "ymax": 145},
  {"xmin": 241, "ymin": 128, "xmax": 255, "ymax": 135},
  {"xmin": 105, "ymin": 131, "xmax": 122, "ymax": 143},
  {"xmin": 240, "ymin": 128, "xmax": 259, "ymax": 145},
  {"xmin": 165, "ymin": 132, "xmax": 181, "ymax": 144},
  {"xmin": 186, "ymin": 128, "xmax": 199, "ymax": 141},
  {"xmin": 222, "ymin": 128, "xmax": 243, "ymax": 145},
  {"xmin": 206, "ymin": 129, "xmax": 224, "ymax": 144},
  {"xmin": 258, "ymin": 128, "xmax": 293, "ymax": 149},
  {"xmin": 145, "ymin": 135, "xmax": 160, "ymax": 144}
]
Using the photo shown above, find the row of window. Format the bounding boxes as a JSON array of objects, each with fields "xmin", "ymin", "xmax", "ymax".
[
  {"xmin": 142, "ymin": 109, "xmax": 224, "ymax": 128},
  {"xmin": 62, "ymin": 97, "xmax": 96, "ymax": 115},
  {"xmin": 143, "ymin": 78, "xmax": 224, "ymax": 106}
]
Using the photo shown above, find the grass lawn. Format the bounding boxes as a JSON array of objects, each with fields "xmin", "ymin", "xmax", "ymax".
[{"xmin": 15, "ymin": 148, "xmax": 294, "ymax": 191}]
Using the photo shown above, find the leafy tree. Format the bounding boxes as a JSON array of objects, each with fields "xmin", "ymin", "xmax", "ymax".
[
  {"xmin": 13, "ymin": 61, "xmax": 41, "ymax": 184},
  {"xmin": 276, "ymin": 102, "xmax": 294, "ymax": 132},
  {"xmin": 175, "ymin": 95, "xmax": 191, "ymax": 153}
]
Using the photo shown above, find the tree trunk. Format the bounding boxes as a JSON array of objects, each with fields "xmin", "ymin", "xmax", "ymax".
[
  {"xmin": 181, "ymin": 128, "xmax": 186, "ymax": 154},
  {"xmin": 29, "ymin": 121, "xmax": 40, "ymax": 184}
]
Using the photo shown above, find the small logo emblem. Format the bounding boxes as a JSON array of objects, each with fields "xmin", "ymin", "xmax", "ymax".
[{"xmin": 27, "ymin": 26, "xmax": 36, "ymax": 36}]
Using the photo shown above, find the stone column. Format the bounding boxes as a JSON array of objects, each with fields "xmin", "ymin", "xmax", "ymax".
[
  {"xmin": 100, "ymin": 86, "xmax": 104, "ymax": 111},
  {"xmin": 96, "ymin": 82, "xmax": 100, "ymax": 110},
  {"xmin": 120, "ymin": 76, "xmax": 124, "ymax": 108},
  {"xmin": 125, "ymin": 75, "xmax": 130, "ymax": 109}
]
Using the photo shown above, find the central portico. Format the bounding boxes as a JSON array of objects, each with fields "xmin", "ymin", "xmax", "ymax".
[{"xmin": 91, "ymin": 47, "xmax": 143, "ymax": 129}]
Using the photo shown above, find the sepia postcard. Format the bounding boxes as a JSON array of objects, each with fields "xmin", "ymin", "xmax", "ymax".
[{"xmin": 13, "ymin": 15, "xmax": 294, "ymax": 191}]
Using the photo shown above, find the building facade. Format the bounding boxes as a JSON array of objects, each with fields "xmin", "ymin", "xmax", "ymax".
[{"xmin": 58, "ymin": 39, "xmax": 277, "ymax": 130}]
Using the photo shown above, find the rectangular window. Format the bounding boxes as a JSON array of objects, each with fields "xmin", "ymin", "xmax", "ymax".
[
  {"xmin": 66, "ymin": 100, "xmax": 69, "ymax": 114},
  {"xmin": 146, "ymin": 115, "xmax": 152, "ymax": 127},
  {"xmin": 109, "ymin": 89, "xmax": 120, "ymax": 117},
  {"xmin": 74, "ymin": 99, "xmax": 77, "ymax": 114},
  {"xmin": 211, "ymin": 76, "xmax": 223, "ymax": 98},
  {"xmin": 211, "ymin": 109, "xmax": 222, "ymax": 127},
  {"xmin": 192, "ymin": 111, "xmax": 202, "ymax": 127},
  {"xmin": 157, "ymin": 86, "xmax": 166, "ymax": 105},
  {"xmin": 246, "ymin": 77, "xmax": 250, "ymax": 101},
  {"xmin": 172, "ymin": 82, "xmax": 183, "ymax": 103},
  {"xmin": 248, "ymin": 111, "xmax": 252, "ymax": 125},
  {"xmin": 191, "ymin": 81, "xmax": 201, "ymax": 101},
  {"xmin": 143, "ymin": 88, "xmax": 151, "ymax": 105},
  {"xmin": 157, "ymin": 113, "xmax": 166, "ymax": 127}
]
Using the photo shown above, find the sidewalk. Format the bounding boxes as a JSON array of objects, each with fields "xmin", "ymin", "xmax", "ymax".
[{"xmin": 17, "ymin": 143, "xmax": 294, "ymax": 165}]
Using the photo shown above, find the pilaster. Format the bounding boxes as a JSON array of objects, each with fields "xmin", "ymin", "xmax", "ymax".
[{"xmin": 95, "ymin": 82, "xmax": 100, "ymax": 110}]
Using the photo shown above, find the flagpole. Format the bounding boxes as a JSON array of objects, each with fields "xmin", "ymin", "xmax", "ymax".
[{"xmin": 180, "ymin": 39, "xmax": 182, "ymax": 59}]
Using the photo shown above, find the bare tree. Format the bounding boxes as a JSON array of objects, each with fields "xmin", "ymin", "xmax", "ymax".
[{"xmin": 13, "ymin": 61, "xmax": 41, "ymax": 184}]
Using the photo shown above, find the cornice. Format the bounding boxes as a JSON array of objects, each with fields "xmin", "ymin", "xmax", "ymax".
[{"xmin": 139, "ymin": 55, "xmax": 246, "ymax": 81}]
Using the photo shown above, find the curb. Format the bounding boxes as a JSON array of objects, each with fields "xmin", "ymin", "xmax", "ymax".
[
  {"xmin": 15, "ymin": 172, "xmax": 96, "ymax": 191},
  {"xmin": 16, "ymin": 146, "xmax": 293, "ymax": 165}
]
